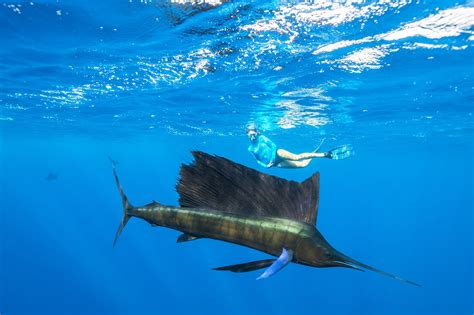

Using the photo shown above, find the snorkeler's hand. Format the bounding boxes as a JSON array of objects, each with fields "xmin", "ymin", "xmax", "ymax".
[{"xmin": 267, "ymin": 161, "xmax": 274, "ymax": 167}]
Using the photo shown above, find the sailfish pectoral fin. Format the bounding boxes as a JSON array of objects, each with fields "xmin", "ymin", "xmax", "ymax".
[
  {"xmin": 256, "ymin": 248, "xmax": 294, "ymax": 280},
  {"xmin": 212, "ymin": 259, "xmax": 276, "ymax": 273}
]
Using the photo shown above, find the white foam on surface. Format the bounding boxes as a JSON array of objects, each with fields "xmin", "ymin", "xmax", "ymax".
[
  {"xmin": 382, "ymin": 7, "xmax": 474, "ymax": 40},
  {"xmin": 312, "ymin": 37, "xmax": 373, "ymax": 55},
  {"xmin": 244, "ymin": 0, "xmax": 411, "ymax": 31},
  {"xmin": 312, "ymin": 6, "xmax": 474, "ymax": 72},
  {"xmin": 339, "ymin": 45, "xmax": 391, "ymax": 73},
  {"xmin": 314, "ymin": 6, "xmax": 474, "ymax": 55}
]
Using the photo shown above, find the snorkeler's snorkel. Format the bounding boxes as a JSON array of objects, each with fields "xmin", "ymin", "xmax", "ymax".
[{"xmin": 246, "ymin": 123, "xmax": 259, "ymax": 142}]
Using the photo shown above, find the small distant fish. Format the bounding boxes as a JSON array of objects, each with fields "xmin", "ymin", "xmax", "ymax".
[
  {"xmin": 108, "ymin": 156, "xmax": 119, "ymax": 167},
  {"xmin": 45, "ymin": 172, "xmax": 58, "ymax": 181}
]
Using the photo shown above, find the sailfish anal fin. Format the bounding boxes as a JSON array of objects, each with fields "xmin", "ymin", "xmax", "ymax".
[
  {"xmin": 212, "ymin": 259, "xmax": 276, "ymax": 273},
  {"xmin": 257, "ymin": 248, "xmax": 294, "ymax": 280},
  {"xmin": 176, "ymin": 233, "xmax": 201, "ymax": 243}
]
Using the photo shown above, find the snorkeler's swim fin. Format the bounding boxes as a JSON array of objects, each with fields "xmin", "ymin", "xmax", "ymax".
[
  {"xmin": 256, "ymin": 248, "xmax": 294, "ymax": 280},
  {"xmin": 325, "ymin": 145, "xmax": 355, "ymax": 160}
]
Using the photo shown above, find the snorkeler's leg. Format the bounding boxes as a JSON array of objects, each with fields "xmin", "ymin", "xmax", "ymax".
[
  {"xmin": 276, "ymin": 149, "xmax": 325, "ymax": 161},
  {"xmin": 295, "ymin": 159, "xmax": 312, "ymax": 167},
  {"xmin": 275, "ymin": 149, "xmax": 299, "ymax": 160},
  {"xmin": 275, "ymin": 159, "xmax": 312, "ymax": 168}
]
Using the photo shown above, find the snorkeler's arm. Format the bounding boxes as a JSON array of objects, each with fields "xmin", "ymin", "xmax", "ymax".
[
  {"xmin": 248, "ymin": 145, "xmax": 267, "ymax": 167},
  {"xmin": 248, "ymin": 142, "xmax": 273, "ymax": 168},
  {"xmin": 260, "ymin": 136, "xmax": 277, "ymax": 166},
  {"xmin": 257, "ymin": 160, "xmax": 271, "ymax": 168}
]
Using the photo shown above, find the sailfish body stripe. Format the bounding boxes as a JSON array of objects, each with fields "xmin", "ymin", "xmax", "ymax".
[{"xmin": 131, "ymin": 205, "xmax": 313, "ymax": 259}]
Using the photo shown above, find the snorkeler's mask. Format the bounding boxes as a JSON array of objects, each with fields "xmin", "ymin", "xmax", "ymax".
[
  {"xmin": 246, "ymin": 123, "xmax": 259, "ymax": 141},
  {"xmin": 247, "ymin": 130, "xmax": 258, "ymax": 141}
]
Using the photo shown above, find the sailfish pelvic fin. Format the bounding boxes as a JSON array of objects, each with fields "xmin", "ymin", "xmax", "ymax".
[{"xmin": 213, "ymin": 259, "xmax": 276, "ymax": 273}]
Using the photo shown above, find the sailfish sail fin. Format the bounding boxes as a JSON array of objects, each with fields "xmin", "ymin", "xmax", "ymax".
[{"xmin": 177, "ymin": 151, "xmax": 320, "ymax": 225}]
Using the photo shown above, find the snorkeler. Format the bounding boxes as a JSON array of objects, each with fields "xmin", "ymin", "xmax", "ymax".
[{"xmin": 246, "ymin": 124, "xmax": 354, "ymax": 168}]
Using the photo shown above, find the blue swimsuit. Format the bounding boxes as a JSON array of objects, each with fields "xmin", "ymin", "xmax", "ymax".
[{"xmin": 248, "ymin": 135, "xmax": 278, "ymax": 168}]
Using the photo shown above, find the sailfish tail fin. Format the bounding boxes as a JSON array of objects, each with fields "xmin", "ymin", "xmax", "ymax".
[
  {"xmin": 112, "ymin": 167, "xmax": 134, "ymax": 247},
  {"xmin": 336, "ymin": 254, "xmax": 421, "ymax": 287}
]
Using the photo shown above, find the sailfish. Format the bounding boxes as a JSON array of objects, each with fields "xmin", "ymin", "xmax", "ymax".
[{"xmin": 112, "ymin": 151, "xmax": 419, "ymax": 285}]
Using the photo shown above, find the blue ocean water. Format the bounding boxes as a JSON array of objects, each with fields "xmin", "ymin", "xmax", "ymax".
[{"xmin": 1, "ymin": 0, "xmax": 473, "ymax": 314}]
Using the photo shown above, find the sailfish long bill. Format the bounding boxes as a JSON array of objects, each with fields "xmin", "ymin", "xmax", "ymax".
[{"xmin": 112, "ymin": 151, "xmax": 419, "ymax": 285}]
